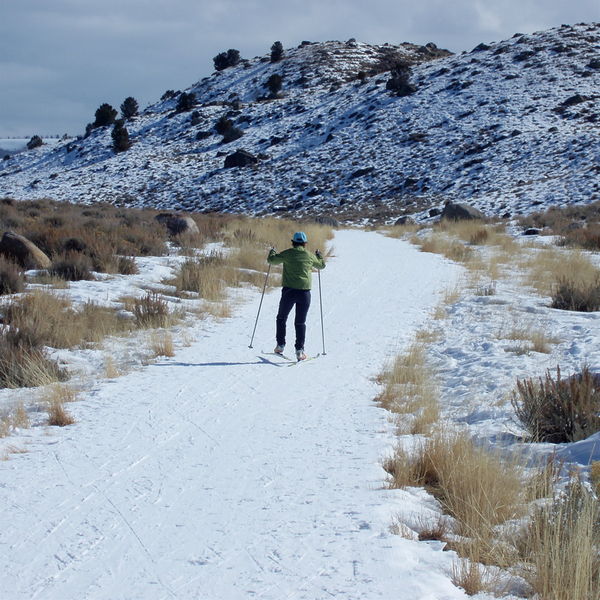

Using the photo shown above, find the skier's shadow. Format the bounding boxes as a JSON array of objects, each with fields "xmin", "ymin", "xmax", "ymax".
[{"xmin": 154, "ymin": 356, "xmax": 284, "ymax": 368}]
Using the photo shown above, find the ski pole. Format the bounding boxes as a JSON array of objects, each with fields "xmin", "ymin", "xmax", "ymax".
[
  {"xmin": 248, "ymin": 259, "xmax": 272, "ymax": 348},
  {"xmin": 318, "ymin": 268, "xmax": 326, "ymax": 355}
]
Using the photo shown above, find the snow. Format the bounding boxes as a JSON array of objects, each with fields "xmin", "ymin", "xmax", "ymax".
[
  {"xmin": 0, "ymin": 230, "xmax": 472, "ymax": 600},
  {"xmin": 1, "ymin": 228, "xmax": 599, "ymax": 599}
]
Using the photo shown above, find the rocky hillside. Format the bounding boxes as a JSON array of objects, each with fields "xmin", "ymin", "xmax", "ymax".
[{"xmin": 1, "ymin": 23, "xmax": 599, "ymax": 222}]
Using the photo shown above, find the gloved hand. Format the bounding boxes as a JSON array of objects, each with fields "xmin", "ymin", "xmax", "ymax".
[
  {"xmin": 268, "ymin": 247, "xmax": 276, "ymax": 257},
  {"xmin": 315, "ymin": 250, "xmax": 322, "ymax": 259}
]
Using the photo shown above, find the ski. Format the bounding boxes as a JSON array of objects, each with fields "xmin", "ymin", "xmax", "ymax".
[
  {"xmin": 261, "ymin": 351, "xmax": 295, "ymax": 363},
  {"xmin": 288, "ymin": 353, "xmax": 321, "ymax": 366}
]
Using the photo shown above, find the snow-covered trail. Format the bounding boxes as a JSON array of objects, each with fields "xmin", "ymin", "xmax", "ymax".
[{"xmin": 1, "ymin": 230, "xmax": 465, "ymax": 600}]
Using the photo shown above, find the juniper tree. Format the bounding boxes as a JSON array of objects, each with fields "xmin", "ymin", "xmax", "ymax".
[
  {"xmin": 93, "ymin": 103, "xmax": 118, "ymax": 127},
  {"xmin": 26, "ymin": 135, "xmax": 43, "ymax": 150},
  {"xmin": 176, "ymin": 92, "xmax": 196, "ymax": 113},
  {"xmin": 111, "ymin": 120, "xmax": 131, "ymax": 153},
  {"xmin": 120, "ymin": 96, "xmax": 139, "ymax": 120},
  {"xmin": 270, "ymin": 41, "xmax": 284, "ymax": 62},
  {"xmin": 213, "ymin": 49, "xmax": 241, "ymax": 71},
  {"xmin": 266, "ymin": 74, "xmax": 283, "ymax": 98}
]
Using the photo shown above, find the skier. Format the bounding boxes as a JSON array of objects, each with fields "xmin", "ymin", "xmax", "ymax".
[{"xmin": 267, "ymin": 232, "xmax": 325, "ymax": 361}]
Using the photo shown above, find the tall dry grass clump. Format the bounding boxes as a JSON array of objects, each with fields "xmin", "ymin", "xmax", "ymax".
[
  {"xmin": 385, "ymin": 431, "xmax": 524, "ymax": 547},
  {"xmin": 512, "ymin": 366, "xmax": 600, "ymax": 443},
  {"xmin": 149, "ymin": 331, "xmax": 175, "ymax": 357},
  {"xmin": 0, "ymin": 257, "xmax": 25, "ymax": 294},
  {"xmin": 517, "ymin": 476, "xmax": 600, "ymax": 600},
  {"xmin": 129, "ymin": 293, "xmax": 173, "ymax": 329},
  {"xmin": 170, "ymin": 252, "xmax": 231, "ymax": 301},
  {"xmin": 551, "ymin": 276, "xmax": 600, "ymax": 312},
  {"xmin": 378, "ymin": 342, "xmax": 439, "ymax": 434}
]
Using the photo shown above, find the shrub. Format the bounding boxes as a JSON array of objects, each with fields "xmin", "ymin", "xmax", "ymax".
[
  {"xmin": 512, "ymin": 366, "xmax": 600, "ymax": 443},
  {"xmin": 175, "ymin": 92, "xmax": 196, "ymax": 113},
  {"xmin": 266, "ymin": 74, "xmax": 283, "ymax": 96},
  {"xmin": 120, "ymin": 96, "xmax": 139, "ymax": 120},
  {"xmin": 221, "ymin": 127, "xmax": 244, "ymax": 144},
  {"xmin": 270, "ymin": 41, "xmax": 284, "ymax": 62},
  {"xmin": 213, "ymin": 48, "xmax": 241, "ymax": 71},
  {"xmin": 386, "ymin": 63, "xmax": 417, "ymax": 96},
  {"xmin": 0, "ymin": 257, "xmax": 25, "ymax": 294},
  {"xmin": 112, "ymin": 119, "xmax": 131, "ymax": 153},
  {"xmin": 161, "ymin": 89, "xmax": 177, "ymax": 101},
  {"xmin": 93, "ymin": 103, "xmax": 118, "ymax": 128},
  {"xmin": 0, "ymin": 326, "xmax": 68, "ymax": 388},
  {"xmin": 215, "ymin": 115, "xmax": 233, "ymax": 135},
  {"xmin": 131, "ymin": 293, "xmax": 171, "ymax": 328},
  {"xmin": 551, "ymin": 276, "xmax": 600, "ymax": 311},
  {"xmin": 26, "ymin": 135, "xmax": 43, "ymax": 150},
  {"xmin": 117, "ymin": 256, "xmax": 138, "ymax": 275},
  {"xmin": 50, "ymin": 252, "xmax": 94, "ymax": 281}
]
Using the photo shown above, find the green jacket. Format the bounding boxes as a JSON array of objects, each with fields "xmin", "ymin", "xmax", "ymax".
[{"xmin": 267, "ymin": 246, "xmax": 325, "ymax": 290}]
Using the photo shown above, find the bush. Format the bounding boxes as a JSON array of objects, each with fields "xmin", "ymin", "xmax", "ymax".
[
  {"xmin": 26, "ymin": 135, "xmax": 43, "ymax": 150},
  {"xmin": 386, "ymin": 64, "xmax": 417, "ymax": 96},
  {"xmin": 512, "ymin": 366, "xmax": 600, "ymax": 443},
  {"xmin": 213, "ymin": 48, "xmax": 241, "ymax": 71},
  {"xmin": 117, "ymin": 256, "xmax": 138, "ymax": 275},
  {"xmin": 215, "ymin": 115, "xmax": 233, "ymax": 135},
  {"xmin": 112, "ymin": 120, "xmax": 131, "ymax": 153},
  {"xmin": 131, "ymin": 293, "xmax": 171, "ymax": 328},
  {"xmin": 551, "ymin": 276, "xmax": 600, "ymax": 311},
  {"xmin": 120, "ymin": 96, "xmax": 139, "ymax": 120},
  {"xmin": 93, "ymin": 103, "xmax": 118, "ymax": 128},
  {"xmin": 0, "ymin": 257, "xmax": 25, "ymax": 295},
  {"xmin": 221, "ymin": 127, "xmax": 244, "ymax": 144},
  {"xmin": 266, "ymin": 74, "xmax": 283, "ymax": 96},
  {"xmin": 50, "ymin": 252, "xmax": 95, "ymax": 281},
  {"xmin": 0, "ymin": 326, "xmax": 68, "ymax": 388},
  {"xmin": 175, "ymin": 92, "xmax": 196, "ymax": 113},
  {"xmin": 270, "ymin": 41, "xmax": 284, "ymax": 62}
]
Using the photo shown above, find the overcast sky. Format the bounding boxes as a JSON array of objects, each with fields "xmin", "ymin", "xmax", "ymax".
[{"xmin": 1, "ymin": 0, "xmax": 598, "ymax": 138}]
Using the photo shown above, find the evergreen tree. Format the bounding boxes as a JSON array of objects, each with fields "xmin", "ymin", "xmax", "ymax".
[
  {"xmin": 111, "ymin": 119, "xmax": 131, "ymax": 153},
  {"xmin": 120, "ymin": 96, "xmax": 139, "ymax": 120},
  {"xmin": 266, "ymin": 74, "xmax": 283, "ymax": 96},
  {"xmin": 213, "ymin": 49, "xmax": 241, "ymax": 71},
  {"xmin": 26, "ymin": 135, "xmax": 43, "ymax": 150},
  {"xmin": 93, "ymin": 103, "xmax": 118, "ymax": 127},
  {"xmin": 175, "ymin": 92, "xmax": 196, "ymax": 113},
  {"xmin": 270, "ymin": 41, "xmax": 284, "ymax": 62}
]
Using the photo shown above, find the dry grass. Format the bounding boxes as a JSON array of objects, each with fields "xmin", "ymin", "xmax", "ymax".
[
  {"xmin": 519, "ymin": 246, "xmax": 600, "ymax": 297},
  {"xmin": 44, "ymin": 384, "xmax": 78, "ymax": 427},
  {"xmin": 149, "ymin": 331, "xmax": 175, "ymax": 357},
  {"xmin": 517, "ymin": 476, "xmax": 600, "ymax": 600},
  {"xmin": 384, "ymin": 430, "xmax": 525, "ymax": 565},
  {"xmin": 169, "ymin": 253, "xmax": 230, "ymax": 301},
  {"xmin": 104, "ymin": 355, "xmax": 122, "ymax": 378},
  {"xmin": 591, "ymin": 462, "xmax": 600, "ymax": 498},
  {"xmin": 451, "ymin": 559, "xmax": 492, "ymax": 596},
  {"xmin": 498, "ymin": 321, "xmax": 559, "ymax": 355}
]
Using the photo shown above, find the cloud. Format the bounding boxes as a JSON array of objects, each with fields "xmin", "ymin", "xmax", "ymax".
[{"xmin": 0, "ymin": 0, "xmax": 598, "ymax": 135}]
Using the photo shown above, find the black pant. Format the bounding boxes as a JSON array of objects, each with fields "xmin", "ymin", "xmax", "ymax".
[{"xmin": 276, "ymin": 287, "xmax": 311, "ymax": 350}]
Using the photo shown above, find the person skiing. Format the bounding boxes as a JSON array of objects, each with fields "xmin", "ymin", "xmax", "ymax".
[{"xmin": 267, "ymin": 232, "xmax": 325, "ymax": 361}]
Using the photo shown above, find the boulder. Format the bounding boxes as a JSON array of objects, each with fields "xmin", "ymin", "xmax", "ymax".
[
  {"xmin": 429, "ymin": 208, "xmax": 441, "ymax": 218},
  {"xmin": 441, "ymin": 202, "xmax": 485, "ymax": 221},
  {"xmin": 155, "ymin": 213, "xmax": 199, "ymax": 236},
  {"xmin": 523, "ymin": 228, "xmax": 542, "ymax": 236},
  {"xmin": 224, "ymin": 149, "xmax": 258, "ymax": 168},
  {"xmin": 395, "ymin": 216, "xmax": 415, "ymax": 226},
  {"xmin": 312, "ymin": 216, "xmax": 339, "ymax": 228},
  {"xmin": 0, "ymin": 231, "xmax": 51, "ymax": 269}
]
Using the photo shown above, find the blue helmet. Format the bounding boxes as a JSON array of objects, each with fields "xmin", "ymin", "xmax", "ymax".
[{"xmin": 292, "ymin": 231, "xmax": 307, "ymax": 243}]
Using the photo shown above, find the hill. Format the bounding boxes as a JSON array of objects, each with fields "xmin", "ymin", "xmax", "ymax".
[{"xmin": 0, "ymin": 22, "xmax": 599, "ymax": 222}]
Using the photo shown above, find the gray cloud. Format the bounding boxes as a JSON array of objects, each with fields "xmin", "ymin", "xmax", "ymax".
[{"xmin": 1, "ymin": 0, "xmax": 598, "ymax": 137}]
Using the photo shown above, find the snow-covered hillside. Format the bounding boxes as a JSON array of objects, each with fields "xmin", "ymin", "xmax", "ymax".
[{"xmin": 1, "ymin": 23, "xmax": 599, "ymax": 221}]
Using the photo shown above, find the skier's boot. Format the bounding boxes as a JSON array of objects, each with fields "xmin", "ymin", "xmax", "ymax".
[
  {"xmin": 274, "ymin": 345, "xmax": 285, "ymax": 355},
  {"xmin": 296, "ymin": 348, "xmax": 307, "ymax": 361}
]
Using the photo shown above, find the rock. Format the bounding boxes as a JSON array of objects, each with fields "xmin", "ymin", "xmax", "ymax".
[
  {"xmin": 312, "ymin": 216, "xmax": 339, "ymax": 228},
  {"xmin": 472, "ymin": 43, "xmax": 491, "ymax": 52},
  {"xmin": 155, "ymin": 213, "xmax": 199, "ymax": 236},
  {"xmin": 0, "ymin": 231, "xmax": 51, "ymax": 269},
  {"xmin": 429, "ymin": 208, "xmax": 441, "ymax": 218},
  {"xmin": 350, "ymin": 167, "xmax": 375, "ymax": 179},
  {"xmin": 523, "ymin": 228, "xmax": 542, "ymax": 236},
  {"xmin": 224, "ymin": 149, "xmax": 258, "ymax": 168},
  {"xmin": 395, "ymin": 216, "xmax": 415, "ymax": 226},
  {"xmin": 441, "ymin": 201, "xmax": 485, "ymax": 221},
  {"xmin": 562, "ymin": 94, "xmax": 589, "ymax": 107}
]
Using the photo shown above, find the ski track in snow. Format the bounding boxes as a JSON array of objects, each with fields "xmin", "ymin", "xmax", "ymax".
[{"xmin": 0, "ymin": 230, "xmax": 469, "ymax": 600}]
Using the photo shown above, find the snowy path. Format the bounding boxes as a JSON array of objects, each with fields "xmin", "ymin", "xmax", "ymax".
[{"xmin": 1, "ymin": 230, "xmax": 466, "ymax": 600}]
